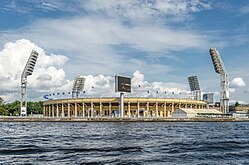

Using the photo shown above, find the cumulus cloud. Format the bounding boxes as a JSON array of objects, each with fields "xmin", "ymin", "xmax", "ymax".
[
  {"xmin": 230, "ymin": 77, "xmax": 246, "ymax": 88},
  {"xmin": 0, "ymin": 39, "xmax": 192, "ymax": 102},
  {"xmin": 46, "ymin": 70, "xmax": 191, "ymax": 100},
  {"xmin": 0, "ymin": 15, "xmax": 218, "ymax": 79},
  {"xmin": 0, "ymin": 37, "xmax": 224, "ymax": 103},
  {"xmin": 244, "ymin": 89, "xmax": 249, "ymax": 93},
  {"xmin": 130, "ymin": 70, "xmax": 189, "ymax": 98},
  {"xmin": 37, "ymin": 74, "xmax": 52, "ymax": 81},
  {"xmin": 0, "ymin": 0, "xmax": 241, "ymax": 103},
  {"xmin": 0, "ymin": 39, "xmax": 70, "ymax": 102},
  {"xmin": 229, "ymin": 88, "xmax": 236, "ymax": 94}
]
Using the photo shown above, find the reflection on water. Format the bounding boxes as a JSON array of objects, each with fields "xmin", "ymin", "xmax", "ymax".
[{"xmin": 0, "ymin": 122, "xmax": 249, "ymax": 164}]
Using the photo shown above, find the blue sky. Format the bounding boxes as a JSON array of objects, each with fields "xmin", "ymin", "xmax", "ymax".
[{"xmin": 0, "ymin": 0, "xmax": 249, "ymax": 104}]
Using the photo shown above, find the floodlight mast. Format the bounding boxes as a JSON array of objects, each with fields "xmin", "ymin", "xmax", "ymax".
[
  {"xmin": 188, "ymin": 76, "xmax": 201, "ymax": 100},
  {"xmin": 21, "ymin": 50, "xmax": 39, "ymax": 116},
  {"xmin": 72, "ymin": 76, "xmax": 85, "ymax": 98},
  {"xmin": 209, "ymin": 48, "xmax": 229, "ymax": 114}
]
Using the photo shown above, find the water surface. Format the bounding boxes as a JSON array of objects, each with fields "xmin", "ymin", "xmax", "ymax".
[{"xmin": 0, "ymin": 122, "xmax": 249, "ymax": 164}]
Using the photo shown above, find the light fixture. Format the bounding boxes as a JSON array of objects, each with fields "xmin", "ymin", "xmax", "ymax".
[
  {"xmin": 209, "ymin": 48, "xmax": 229, "ymax": 114},
  {"xmin": 72, "ymin": 76, "xmax": 86, "ymax": 98},
  {"xmin": 21, "ymin": 50, "xmax": 39, "ymax": 116}
]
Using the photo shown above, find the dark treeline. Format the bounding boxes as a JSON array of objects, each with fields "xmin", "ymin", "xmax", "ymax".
[{"xmin": 0, "ymin": 97, "xmax": 43, "ymax": 116}]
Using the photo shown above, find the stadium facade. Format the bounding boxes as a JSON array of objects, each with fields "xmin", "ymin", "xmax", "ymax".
[{"xmin": 43, "ymin": 97, "xmax": 208, "ymax": 118}]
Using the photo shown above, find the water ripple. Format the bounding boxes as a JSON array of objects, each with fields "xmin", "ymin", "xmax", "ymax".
[{"xmin": 0, "ymin": 122, "xmax": 249, "ymax": 164}]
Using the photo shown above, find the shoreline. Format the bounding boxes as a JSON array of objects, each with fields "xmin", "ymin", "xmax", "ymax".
[{"xmin": 0, "ymin": 117, "xmax": 249, "ymax": 122}]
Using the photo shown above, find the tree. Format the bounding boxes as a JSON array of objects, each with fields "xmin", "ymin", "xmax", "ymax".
[
  {"xmin": 0, "ymin": 97, "xmax": 4, "ymax": 106},
  {"xmin": 27, "ymin": 101, "xmax": 43, "ymax": 115},
  {"xmin": 5, "ymin": 100, "xmax": 20, "ymax": 116},
  {"xmin": 235, "ymin": 102, "xmax": 240, "ymax": 107},
  {"xmin": 0, "ymin": 97, "xmax": 43, "ymax": 116},
  {"xmin": 0, "ymin": 97, "xmax": 8, "ymax": 116}
]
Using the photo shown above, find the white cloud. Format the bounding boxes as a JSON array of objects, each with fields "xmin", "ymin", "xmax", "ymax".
[
  {"xmin": 0, "ymin": 15, "xmax": 219, "ymax": 79},
  {"xmin": 229, "ymin": 99, "xmax": 248, "ymax": 105},
  {"xmin": 2, "ymin": 0, "xmax": 248, "ymax": 104},
  {"xmin": 82, "ymin": 0, "xmax": 212, "ymax": 22},
  {"xmin": 64, "ymin": 70, "xmax": 190, "ymax": 99},
  {"xmin": 2, "ymin": 0, "xmax": 82, "ymax": 14},
  {"xmin": 240, "ymin": 5, "xmax": 249, "ymax": 15},
  {"xmin": 0, "ymin": 39, "xmax": 190, "ymax": 102},
  {"xmin": 0, "ymin": 0, "xmax": 223, "ymax": 80},
  {"xmin": 230, "ymin": 77, "xmax": 246, "ymax": 88},
  {"xmin": 0, "ymin": 39, "xmax": 70, "ymax": 102},
  {"xmin": 129, "ymin": 70, "xmax": 189, "ymax": 98},
  {"xmin": 229, "ymin": 88, "xmax": 236, "ymax": 93},
  {"xmin": 37, "ymin": 74, "xmax": 52, "ymax": 81},
  {"xmin": 2, "ymin": 0, "xmax": 212, "ymax": 21}
]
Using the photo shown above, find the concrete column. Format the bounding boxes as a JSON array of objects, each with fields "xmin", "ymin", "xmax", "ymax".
[
  {"xmin": 109, "ymin": 102, "xmax": 112, "ymax": 117},
  {"xmin": 68, "ymin": 103, "xmax": 70, "ymax": 117},
  {"xmin": 146, "ymin": 102, "xmax": 149, "ymax": 117},
  {"xmin": 56, "ymin": 104, "xmax": 59, "ymax": 117},
  {"xmin": 185, "ymin": 104, "xmax": 188, "ymax": 108},
  {"xmin": 190, "ymin": 104, "xmax": 193, "ymax": 108},
  {"xmin": 179, "ymin": 103, "xmax": 181, "ymax": 109},
  {"xmin": 128, "ymin": 102, "xmax": 131, "ymax": 117},
  {"xmin": 156, "ymin": 102, "xmax": 158, "ymax": 117},
  {"xmin": 75, "ymin": 103, "xmax": 78, "ymax": 117},
  {"xmin": 137, "ymin": 102, "xmax": 140, "ymax": 118},
  {"xmin": 52, "ymin": 105, "xmax": 55, "ymax": 118},
  {"xmin": 46, "ymin": 105, "xmax": 50, "ymax": 117},
  {"xmin": 120, "ymin": 93, "xmax": 124, "ymax": 118},
  {"xmin": 99, "ymin": 102, "xmax": 102, "ymax": 117},
  {"xmin": 62, "ymin": 103, "xmax": 64, "ymax": 117},
  {"xmin": 82, "ymin": 103, "xmax": 85, "ymax": 118},
  {"xmin": 143, "ymin": 105, "xmax": 145, "ymax": 117},
  {"xmin": 171, "ymin": 103, "xmax": 174, "ymax": 117},
  {"xmin": 164, "ymin": 102, "xmax": 167, "ymax": 118},
  {"xmin": 48, "ymin": 105, "xmax": 51, "ymax": 117},
  {"xmin": 91, "ymin": 102, "xmax": 94, "ymax": 118},
  {"xmin": 43, "ymin": 106, "xmax": 46, "ymax": 117},
  {"xmin": 87, "ymin": 106, "xmax": 90, "ymax": 118}
]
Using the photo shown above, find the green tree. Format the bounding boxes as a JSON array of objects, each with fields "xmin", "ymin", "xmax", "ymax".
[
  {"xmin": 0, "ymin": 97, "xmax": 43, "ymax": 116},
  {"xmin": 0, "ymin": 97, "xmax": 4, "ymax": 106},
  {"xmin": 5, "ymin": 100, "xmax": 20, "ymax": 116},
  {"xmin": 0, "ymin": 106, "xmax": 8, "ymax": 115},
  {"xmin": 0, "ymin": 97, "xmax": 8, "ymax": 116},
  {"xmin": 27, "ymin": 101, "xmax": 43, "ymax": 115},
  {"xmin": 235, "ymin": 101, "xmax": 240, "ymax": 107}
]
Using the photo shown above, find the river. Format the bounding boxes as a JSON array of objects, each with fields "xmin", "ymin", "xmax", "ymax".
[{"xmin": 0, "ymin": 122, "xmax": 249, "ymax": 164}]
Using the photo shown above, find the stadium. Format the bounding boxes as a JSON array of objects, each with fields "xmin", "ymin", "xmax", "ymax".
[
  {"xmin": 26, "ymin": 49, "xmax": 226, "ymax": 118},
  {"xmin": 43, "ymin": 97, "xmax": 208, "ymax": 118},
  {"xmin": 42, "ymin": 75, "xmax": 209, "ymax": 118}
]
